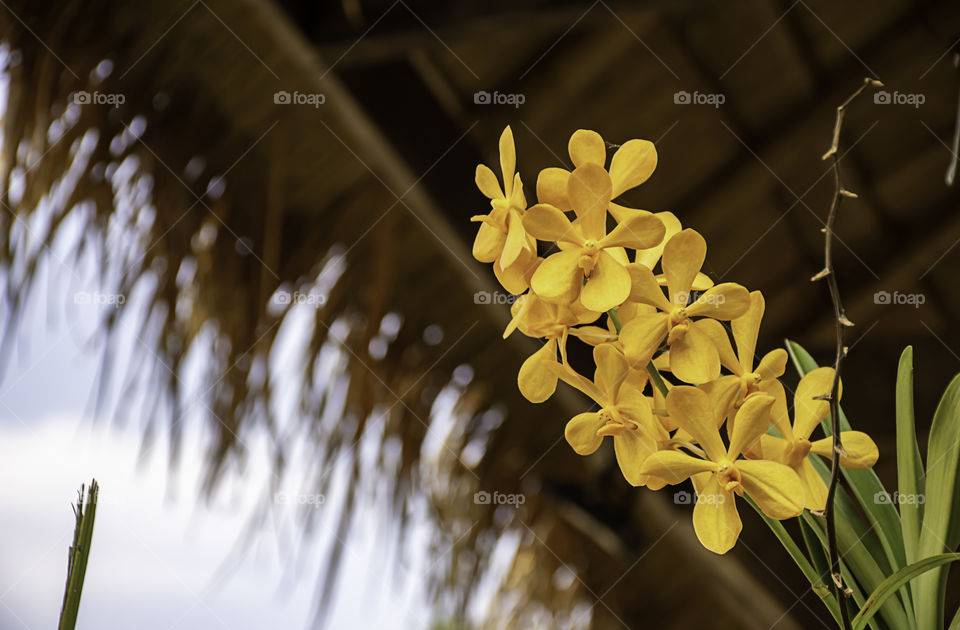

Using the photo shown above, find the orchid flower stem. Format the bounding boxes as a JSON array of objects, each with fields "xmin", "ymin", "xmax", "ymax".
[
  {"xmin": 814, "ymin": 77, "xmax": 881, "ymax": 630},
  {"xmin": 607, "ymin": 308, "xmax": 670, "ymax": 398},
  {"xmin": 645, "ymin": 363, "xmax": 670, "ymax": 399}
]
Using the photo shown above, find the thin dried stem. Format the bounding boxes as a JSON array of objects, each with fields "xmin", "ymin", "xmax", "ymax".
[{"xmin": 813, "ymin": 76, "xmax": 882, "ymax": 630}]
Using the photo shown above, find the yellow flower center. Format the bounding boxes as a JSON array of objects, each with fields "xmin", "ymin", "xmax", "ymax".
[
  {"xmin": 667, "ymin": 320, "xmax": 689, "ymax": 344},
  {"xmin": 578, "ymin": 240, "xmax": 600, "ymax": 275},
  {"xmin": 716, "ymin": 459, "xmax": 742, "ymax": 491},
  {"xmin": 595, "ymin": 407, "xmax": 632, "ymax": 437}
]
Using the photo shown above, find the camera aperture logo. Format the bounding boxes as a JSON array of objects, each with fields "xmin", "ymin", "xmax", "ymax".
[
  {"xmin": 874, "ymin": 90, "xmax": 924, "ymax": 108},
  {"xmin": 674, "ymin": 90, "xmax": 725, "ymax": 108},
  {"xmin": 674, "ymin": 490, "xmax": 725, "ymax": 505},
  {"xmin": 72, "ymin": 90, "xmax": 125, "ymax": 108},
  {"xmin": 474, "ymin": 90, "xmax": 525, "ymax": 109},
  {"xmin": 74, "ymin": 291, "xmax": 126, "ymax": 307},
  {"xmin": 874, "ymin": 490, "xmax": 924, "ymax": 505},
  {"xmin": 274, "ymin": 491, "xmax": 326, "ymax": 508},
  {"xmin": 873, "ymin": 290, "xmax": 925, "ymax": 308},
  {"xmin": 474, "ymin": 290, "xmax": 518, "ymax": 305},
  {"xmin": 674, "ymin": 291, "xmax": 725, "ymax": 308},
  {"xmin": 474, "ymin": 490, "xmax": 525, "ymax": 506},
  {"xmin": 272, "ymin": 290, "xmax": 327, "ymax": 307},
  {"xmin": 274, "ymin": 90, "xmax": 326, "ymax": 108}
]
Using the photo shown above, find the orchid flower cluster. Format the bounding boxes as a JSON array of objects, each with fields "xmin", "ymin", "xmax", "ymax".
[{"xmin": 471, "ymin": 126, "xmax": 879, "ymax": 554}]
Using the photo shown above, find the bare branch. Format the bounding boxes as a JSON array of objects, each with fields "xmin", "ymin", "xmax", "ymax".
[{"xmin": 813, "ymin": 76, "xmax": 882, "ymax": 630}]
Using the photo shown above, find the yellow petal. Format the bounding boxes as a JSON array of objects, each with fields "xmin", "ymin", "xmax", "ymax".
[
  {"xmin": 620, "ymin": 311, "xmax": 671, "ymax": 367},
  {"xmin": 614, "ymin": 428, "xmax": 658, "ymax": 486},
  {"xmin": 530, "ymin": 249, "xmax": 582, "ymax": 304},
  {"xmin": 633, "ymin": 211, "xmax": 681, "ymax": 268},
  {"xmin": 615, "ymin": 386, "xmax": 656, "ymax": 430},
  {"xmin": 625, "ymin": 262, "xmax": 673, "ymax": 310},
  {"xmin": 731, "ymin": 291, "xmax": 764, "ymax": 373},
  {"xmin": 727, "ymin": 394, "xmax": 775, "ymax": 459},
  {"xmin": 794, "ymin": 367, "xmax": 839, "ymax": 439},
  {"xmin": 580, "ymin": 250, "xmax": 630, "ymax": 312},
  {"xmin": 756, "ymin": 349, "xmax": 788, "ymax": 381},
  {"xmin": 798, "ymin": 457, "xmax": 828, "ymax": 511},
  {"xmin": 594, "ymin": 343, "xmax": 628, "ymax": 400},
  {"xmin": 693, "ymin": 319, "xmax": 740, "ymax": 374},
  {"xmin": 600, "ymin": 210, "xmax": 665, "ymax": 250},
  {"xmin": 638, "ymin": 449, "xmax": 716, "ymax": 484},
  {"xmin": 536, "ymin": 167, "xmax": 571, "ymax": 210},
  {"xmin": 494, "ymin": 246, "xmax": 535, "ymax": 295},
  {"xmin": 568, "ymin": 129, "xmax": 606, "ymax": 167},
  {"xmin": 669, "ymin": 324, "xmax": 721, "ymax": 384},
  {"xmin": 691, "ymin": 272, "xmax": 715, "ymax": 291},
  {"xmin": 500, "ymin": 208, "xmax": 528, "ymax": 269},
  {"xmin": 522, "ymin": 203, "xmax": 577, "ymax": 244},
  {"xmin": 758, "ymin": 434, "xmax": 791, "ymax": 464},
  {"xmin": 499, "ymin": 126, "xmax": 516, "ymax": 197},
  {"xmin": 665, "ymin": 386, "xmax": 726, "ymax": 461},
  {"xmin": 810, "ymin": 431, "xmax": 879, "ymax": 469},
  {"xmin": 699, "ymin": 373, "xmax": 740, "ymax": 426},
  {"xmin": 518, "ymin": 339, "xmax": 558, "ymax": 403},
  {"xmin": 564, "ymin": 411, "xmax": 605, "ymax": 455},
  {"xmin": 692, "ymin": 478, "xmax": 741, "ymax": 554},
  {"xmin": 662, "ymin": 229, "xmax": 706, "ymax": 306},
  {"xmin": 568, "ymin": 325, "xmax": 617, "ymax": 346},
  {"xmin": 605, "ymin": 246, "xmax": 630, "ymax": 266},
  {"xmin": 765, "ymin": 380, "xmax": 794, "ymax": 440},
  {"xmin": 472, "ymin": 220, "xmax": 506, "ymax": 263},
  {"xmin": 476, "ymin": 164, "xmax": 503, "ymax": 199},
  {"xmin": 685, "ymin": 282, "xmax": 751, "ymax": 320},
  {"xmin": 609, "ymin": 139, "xmax": 657, "ymax": 197},
  {"xmin": 736, "ymin": 459, "xmax": 804, "ymax": 519},
  {"xmin": 510, "ymin": 172, "xmax": 526, "ymax": 208},
  {"xmin": 567, "ymin": 163, "xmax": 611, "ymax": 242}
]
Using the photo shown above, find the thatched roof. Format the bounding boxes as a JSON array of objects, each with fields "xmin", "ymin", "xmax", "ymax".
[{"xmin": 3, "ymin": 0, "xmax": 959, "ymax": 627}]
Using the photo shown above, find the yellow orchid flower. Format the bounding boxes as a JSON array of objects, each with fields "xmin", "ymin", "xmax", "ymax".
[
  {"xmin": 619, "ymin": 229, "xmax": 750, "ymax": 384},
  {"xmin": 523, "ymin": 163, "xmax": 665, "ymax": 312},
  {"xmin": 558, "ymin": 344, "xmax": 669, "ymax": 487},
  {"xmin": 759, "ymin": 367, "xmax": 879, "ymax": 511},
  {"xmin": 640, "ymin": 387, "xmax": 804, "ymax": 554},
  {"xmin": 634, "ymin": 210, "xmax": 713, "ymax": 292},
  {"xmin": 507, "ymin": 293, "xmax": 600, "ymax": 403},
  {"xmin": 696, "ymin": 291, "xmax": 790, "ymax": 449},
  {"xmin": 533, "ymin": 129, "xmax": 702, "ymax": 286},
  {"xmin": 536, "ymin": 129, "xmax": 657, "ymax": 215},
  {"xmin": 471, "ymin": 126, "xmax": 538, "ymax": 293}
]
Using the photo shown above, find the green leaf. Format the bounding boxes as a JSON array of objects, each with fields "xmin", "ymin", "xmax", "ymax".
[
  {"xmin": 786, "ymin": 341, "xmax": 907, "ymax": 577},
  {"xmin": 853, "ymin": 553, "xmax": 960, "ymax": 630},
  {"xmin": 802, "ymin": 513, "xmax": 878, "ymax": 630},
  {"xmin": 895, "ymin": 346, "xmax": 924, "ymax": 567},
  {"xmin": 745, "ymin": 497, "xmax": 842, "ymax": 625},
  {"xmin": 914, "ymin": 374, "xmax": 960, "ymax": 630},
  {"xmin": 807, "ymin": 449, "xmax": 911, "ymax": 628},
  {"xmin": 949, "ymin": 605, "xmax": 960, "ymax": 630},
  {"xmin": 59, "ymin": 479, "xmax": 99, "ymax": 630}
]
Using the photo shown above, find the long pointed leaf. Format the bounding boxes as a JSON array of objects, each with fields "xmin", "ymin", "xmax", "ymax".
[
  {"xmin": 852, "ymin": 553, "xmax": 960, "ymax": 630},
  {"xmin": 895, "ymin": 346, "xmax": 924, "ymax": 566},
  {"xmin": 802, "ymin": 513, "xmax": 881, "ymax": 630},
  {"xmin": 915, "ymin": 375, "xmax": 960, "ymax": 630},
  {"xmin": 808, "ymin": 450, "xmax": 910, "ymax": 628},
  {"xmin": 745, "ymin": 497, "xmax": 842, "ymax": 625}
]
